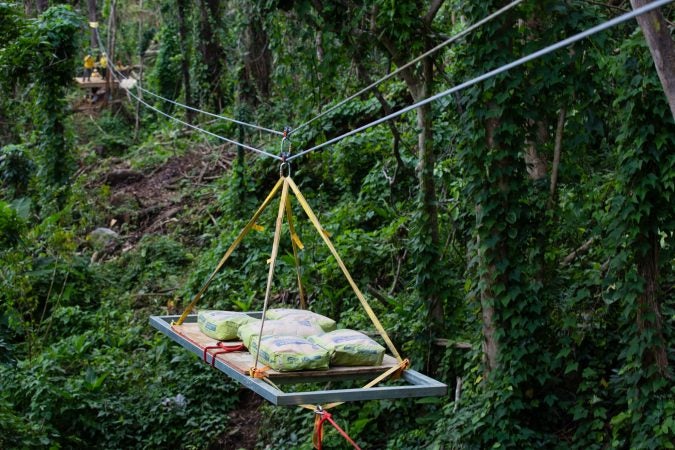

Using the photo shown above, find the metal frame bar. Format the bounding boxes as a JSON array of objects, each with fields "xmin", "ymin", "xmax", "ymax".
[{"xmin": 150, "ymin": 314, "xmax": 447, "ymax": 406}]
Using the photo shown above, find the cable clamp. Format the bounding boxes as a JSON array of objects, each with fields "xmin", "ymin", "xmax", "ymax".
[
  {"xmin": 249, "ymin": 366, "xmax": 270, "ymax": 378},
  {"xmin": 279, "ymin": 126, "xmax": 293, "ymax": 177}
]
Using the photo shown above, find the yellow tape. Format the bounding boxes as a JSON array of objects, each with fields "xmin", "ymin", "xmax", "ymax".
[
  {"xmin": 291, "ymin": 233, "xmax": 304, "ymax": 250},
  {"xmin": 89, "ymin": 21, "xmax": 99, "ymax": 28},
  {"xmin": 299, "ymin": 359, "xmax": 409, "ymax": 411},
  {"xmin": 252, "ymin": 179, "xmax": 290, "ymax": 370},
  {"xmin": 175, "ymin": 178, "xmax": 284, "ymax": 326},
  {"xmin": 285, "ymin": 195, "xmax": 306, "ymax": 309},
  {"xmin": 252, "ymin": 224, "xmax": 265, "ymax": 232},
  {"xmin": 287, "ymin": 177, "xmax": 403, "ymax": 363}
]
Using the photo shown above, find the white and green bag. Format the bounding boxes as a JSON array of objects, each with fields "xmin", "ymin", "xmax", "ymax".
[
  {"xmin": 237, "ymin": 319, "xmax": 324, "ymax": 349},
  {"xmin": 249, "ymin": 335, "xmax": 330, "ymax": 371},
  {"xmin": 264, "ymin": 308, "xmax": 336, "ymax": 332},
  {"xmin": 309, "ymin": 329, "xmax": 385, "ymax": 366},
  {"xmin": 197, "ymin": 310, "xmax": 257, "ymax": 341}
]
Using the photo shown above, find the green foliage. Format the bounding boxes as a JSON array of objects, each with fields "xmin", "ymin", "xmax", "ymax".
[
  {"xmin": 148, "ymin": 20, "xmax": 182, "ymax": 113},
  {"xmin": 2, "ymin": 0, "xmax": 674, "ymax": 448},
  {"xmin": 600, "ymin": 31, "xmax": 675, "ymax": 448},
  {"xmin": 0, "ymin": 144, "xmax": 34, "ymax": 199},
  {"xmin": 0, "ymin": 305, "xmax": 240, "ymax": 450},
  {"xmin": 0, "ymin": 4, "xmax": 83, "ymax": 213},
  {"xmin": 111, "ymin": 235, "xmax": 192, "ymax": 306},
  {"xmin": 0, "ymin": 200, "xmax": 26, "ymax": 248}
]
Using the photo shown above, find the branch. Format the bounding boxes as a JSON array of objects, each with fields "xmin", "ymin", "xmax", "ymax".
[
  {"xmin": 453, "ymin": 376, "xmax": 463, "ymax": 412},
  {"xmin": 366, "ymin": 285, "xmax": 396, "ymax": 307},
  {"xmin": 424, "ymin": 0, "xmax": 446, "ymax": 25},
  {"xmin": 561, "ymin": 237, "xmax": 595, "ymax": 267},
  {"xmin": 389, "ymin": 248, "xmax": 407, "ymax": 294},
  {"xmin": 434, "ymin": 338, "xmax": 473, "ymax": 349},
  {"xmin": 584, "ymin": 0, "xmax": 674, "ymax": 27},
  {"xmin": 378, "ymin": 34, "xmax": 420, "ymax": 94},
  {"xmin": 549, "ymin": 107, "xmax": 567, "ymax": 206}
]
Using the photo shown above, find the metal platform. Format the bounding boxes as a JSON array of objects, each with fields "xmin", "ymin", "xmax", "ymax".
[{"xmin": 150, "ymin": 314, "xmax": 447, "ymax": 406}]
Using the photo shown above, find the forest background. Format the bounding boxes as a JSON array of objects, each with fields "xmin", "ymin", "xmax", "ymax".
[{"xmin": 0, "ymin": 0, "xmax": 673, "ymax": 448}]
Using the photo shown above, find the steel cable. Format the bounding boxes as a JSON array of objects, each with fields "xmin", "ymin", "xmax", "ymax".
[
  {"xmin": 291, "ymin": 0, "xmax": 524, "ymax": 134},
  {"xmin": 287, "ymin": 0, "xmax": 673, "ymax": 162}
]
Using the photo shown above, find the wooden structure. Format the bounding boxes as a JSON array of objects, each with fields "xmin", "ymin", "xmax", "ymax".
[
  {"xmin": 150, "ymin": 314, "xmax": 447, "ymax": 406},
  {"xmin": 74, "ymin": 77, "xmax": 118, "ymax": 89}
]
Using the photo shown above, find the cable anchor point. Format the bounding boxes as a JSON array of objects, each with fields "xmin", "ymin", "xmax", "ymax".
[{"xmin": 279, "ymin": 126, "xmax": 293, "ymax": 177}]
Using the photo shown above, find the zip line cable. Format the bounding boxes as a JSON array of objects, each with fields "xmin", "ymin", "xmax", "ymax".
[
  {"xmin": 287, "ymin": 0, "xmax": 673, "ymax": 162},
  {"xmin": 291, "ymin": 0, "xmax": 524, "ymax": 134},
  {"xmin": 137, "ymin": 86, "xmax": 284, "ymax": 136},
  {"xmin": 93, "ymin": 32, "xmax": 283, "ymax": 138},
  {"xmin": 126, "ymin": 83, "xmax": 282, "ymax": 160},
  {"xmin": 105, "ymin": 61, "xmax": 282, "ymax": 160}
]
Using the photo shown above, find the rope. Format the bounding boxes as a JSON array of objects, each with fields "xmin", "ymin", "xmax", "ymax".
[
  {"xmin": 287, "ymin": 0, "xmax": 674, "ymax": 162},
  {"xmin": 299, "ymin": 358, "xmax": 410, "ymax": 412},
  {"xmin": 292, "ymin": 0, "xmax": 524, "ymax": 134},
  {"xmin": 313, "ymin": 407, "xmax": 362, "ymax": 450}
]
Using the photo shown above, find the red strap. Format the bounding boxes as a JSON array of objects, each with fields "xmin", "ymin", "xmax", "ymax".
[
  {"xmin": 313, "ymin": 410, "xmax": 361, "ymax": 450},
  {"xmin": 203, "ymin": 342, "xmax": 244, "ymax": 366}
]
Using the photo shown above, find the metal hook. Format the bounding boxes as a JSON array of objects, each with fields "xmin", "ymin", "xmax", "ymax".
[
  {"xmin": 279, "ymin": 161, "xmax": 291, "ymax": 178},
  {"xmin": 279, "ymin": 126, "xmax": 293, "ymax": 177}
]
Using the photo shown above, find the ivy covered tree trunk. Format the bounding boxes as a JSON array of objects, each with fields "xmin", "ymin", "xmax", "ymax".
[
  {"xmin": 242, "ymin": 11, "xmax": 272, "ymax": 106},
  {"xmin": 176, "ymin": 0, "xmax": 194, "ymax": 123},
  {"xmin": 603, "ymin": 29, "xmax": 674, "ymax": 446},
  {"xmin": 197, "ymin": 0, "xmax": 225, "ymax": 110},
  {"xmin": 32, "ymin": 6, "xmax": 81, "ymax": 212},
  {"xmin": 414, "ymin": 59, "xmax": 444, "ymax": 328},
  {"xmin": 378, "ymin": 11, "xmax": 446, "ymax": 336}
]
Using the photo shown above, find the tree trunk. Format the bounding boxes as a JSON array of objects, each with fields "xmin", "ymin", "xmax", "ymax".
[
  {"xmin": 105, "ymin": 0, "xmax": 116, "ymax": 99},
  {"xmin": 198, "ymin": 0, "xmax": 225, "ymax": 110},
  {"xmin": 176, "ymin": 0, "xmax": 194, "ymax": 123},
  {"xmin": 135, "ymin": 0, "xmax": 144, "ymax": 139},
  {"xmin": 416, "ymin": 51, "xmax": 444, "ymax": 326},
  {"xmin": 87, "ymin": 0, "xmax": 98, "ymax": 50},
  {"xmin": 480, "ymin": 117, "xmax": 501, "ymax": 375},
  {"xmin": 524, "ymin": 121, "xmax": 548, "ymax": 181},
  {"xmin": 630, "ymin": 0, "xmax": 675, "ymax": 120},
  {"xmin": 629, "ymin": 0, "xmax": 673, "ymax": 378},
  {"xmin": 636, "ymin": 230, "xmax": 670, "ymax": 377},
  {"xmin": 35, "ymin": 0, "xmax": 48, "ymax": 14},
  {"xmin": 379, "ymin": 34, "xmax": 444, "ymax": 328},
  {"xmin": 243, "ymin": 14, "xmax": 272, "ymax": 105}
]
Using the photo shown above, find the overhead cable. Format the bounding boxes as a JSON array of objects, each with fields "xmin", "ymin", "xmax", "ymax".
[
  {"xmin": 94, "ymin": 32, "xmax": 283, "ymax": 138},
  {"xmin": 137, "ymin": 86, "xmax": 284, "ymax": 136},
  {"xmin": 106, "ymin": 64, "xmax": 282, "ymax": 160},
  {"xmin": 287, "ymin": 0, "xmax": 673, "ymax": 162},
  {"xmin": 291, "ymin": 0, "xmax": 524, "ymax": 134}
]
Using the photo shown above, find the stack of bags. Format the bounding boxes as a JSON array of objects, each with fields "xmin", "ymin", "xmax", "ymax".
[{"xmin": 197, "ymin": 308, "xmax": 385, "ymax": 372}]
